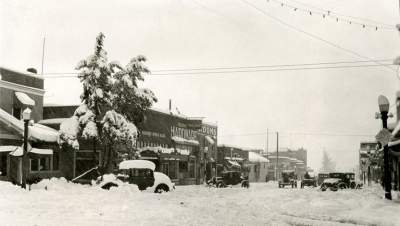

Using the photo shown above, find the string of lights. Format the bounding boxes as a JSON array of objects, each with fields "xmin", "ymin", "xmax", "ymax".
[{"xmin": 266, "ymin": 0, "xmax": 396, "ymax": 31}]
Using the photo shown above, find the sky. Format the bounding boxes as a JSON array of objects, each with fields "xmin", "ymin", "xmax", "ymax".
[{"xmin": 1, "ymin": 0, "xmax": 400, "ymax": 171}]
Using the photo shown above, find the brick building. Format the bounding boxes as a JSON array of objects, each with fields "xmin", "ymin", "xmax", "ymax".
[{"xmin": 0, "ymin": 67, "xmax": 69, "ymax": 184}]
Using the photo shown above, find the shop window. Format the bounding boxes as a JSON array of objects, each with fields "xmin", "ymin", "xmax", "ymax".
[
  {"xmin": 161, "ymin": 163, "xmax": 169, "ymax": 176},
  {"xmin": 53, "ymin": 151, "xmax": 59, "ymax": 170},
  {"xmin": 30, "ymin": 157, "xmax": 51, "ymax": 171},
  {"xmin": 12, "ymin": 108, "xmax": 21, "ymax": 119},
  {"xmin": 169, "ymin": 161, "xmax": 177, "ymax": 179},
  {"xmin": 189, "ymin": 159, "xmax": 195, "ymax": 178},
  {"xmin": 179, "ymin": 161, "xmax": 188, "ymax": 172}
]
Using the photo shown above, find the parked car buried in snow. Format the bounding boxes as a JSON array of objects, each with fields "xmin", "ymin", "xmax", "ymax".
[
  {"xmin": 320, "ymin": 178, "xmax": 345, "ymax": 191},
  {"xmin": 300, "ymin": 174, "xmax": 317, "ymax": 188},
  {"xmin": 97, "ymin": 160, "xmax": 175, "ymax": 193},
  {"xmin": 207, "ymin": 171, "xmax": 249, "ymax": 188},
  {"xmin": 317, "ymin": 173, "xmax": 329, "ymax": 186},
  {"xmin": 279, "ymin": 170, "xmax": 297, "ymax": 188}
]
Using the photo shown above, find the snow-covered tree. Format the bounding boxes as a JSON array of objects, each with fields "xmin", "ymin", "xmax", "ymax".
[
  {"xmin": 319, "ymin": 150, "xmax": 336, "ymax": 172},
  {"xmin": 58, "ymin": 33, "xmax": 157, "ymax": 173}
]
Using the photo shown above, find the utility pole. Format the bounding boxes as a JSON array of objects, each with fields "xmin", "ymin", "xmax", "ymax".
[
  {"xmin": 41, "ymin": 37, "xmax": 46, "ymax": 75},
  {"xmin": 266, "ymin": 128, "xmax": 269, "ymax": 157},
  {"xmin": 275, "ymin": 132, "xmax": 279, "ymax": 181}
]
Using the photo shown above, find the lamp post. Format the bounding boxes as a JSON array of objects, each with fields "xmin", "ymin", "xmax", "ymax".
[
  {"xmin": 377, "ymin": 95, "xmax": 392, "ymax": 200},
  {"xmin": 21, "ymin": 108, "xmax": 31, "ymax": 189}
]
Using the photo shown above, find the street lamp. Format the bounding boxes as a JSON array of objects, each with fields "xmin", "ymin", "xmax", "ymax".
[
  {"xmin": 21, "ymin": 108, "xmax": 31, "ymax": 189},
  {"xmin": 377, "ymin": 95, "xmax": 392, "ymax": 200}
]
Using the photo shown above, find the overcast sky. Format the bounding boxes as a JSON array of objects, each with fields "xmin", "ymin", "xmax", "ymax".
[{"xmin": 1, "ymin": 0, "xmax": 400, "ymax": 171}]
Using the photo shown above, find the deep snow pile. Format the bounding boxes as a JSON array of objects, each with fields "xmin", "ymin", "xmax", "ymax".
[{"xmin": 0, "ymin": 180, "xmax": 399, "ymax": 226}]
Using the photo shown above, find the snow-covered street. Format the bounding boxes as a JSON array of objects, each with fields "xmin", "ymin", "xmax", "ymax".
[{"xmin": 0, "ymin": 179, "xmax": 399, "ymax": 226}]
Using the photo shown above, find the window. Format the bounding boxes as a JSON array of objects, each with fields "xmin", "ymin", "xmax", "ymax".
[
  {"xmin": 30, "ymin": 157, "xmax": 51, "ymax": 172},
  {"xmin": 169, "ymin": 161, "xmax": 177, "ymax": 179},
  {"xmin": 189, "ymin": 159, "xmax": 195, "ymax": 178},
  {"xmin": 12, "ymin": 108, "xmax": 21, "ymax": 119},
  {"xmin": 53, "ymin": 151, "xmax": 59, "ymax": 170}
]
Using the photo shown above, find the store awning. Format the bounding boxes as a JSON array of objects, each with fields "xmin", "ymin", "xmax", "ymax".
[
  {"xmin": 0, "ymin": 107, "xmax": 59, "ymax": 142},
  {"xmin": 8, "ymin": 145, "xmax": 53, "ymax": 157},
  {"xmin": 172, "ymin": 136, "xmax": 199, "ymax": 146},
  {"xmin": 15, "ymin": 92, "xmax": 35, "ymax": 106},
  {"xmin": 0, "ymin": 146, "xmax": 18, "ymax": 153},
  {"xmin": 205, "ymin": 136, "xmax": 214, "ymax": 145}
]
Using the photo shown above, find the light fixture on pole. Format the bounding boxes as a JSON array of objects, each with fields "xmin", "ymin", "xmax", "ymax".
[
  {"xmin": 21, "ymin": 108, "xmax": 31, "ymax": 189},
  {"xmin": 376, "ymin": 95, "xmax": 392, "ymax": 200}
]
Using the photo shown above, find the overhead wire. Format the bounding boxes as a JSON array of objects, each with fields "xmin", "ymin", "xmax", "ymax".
[
  {"xmin": 238, "ymin": 0, "xmax": 397, "ymax": 74},
  {"xmin": 41, "ymin": 60, "xmax": 394, "ymax": 78}
]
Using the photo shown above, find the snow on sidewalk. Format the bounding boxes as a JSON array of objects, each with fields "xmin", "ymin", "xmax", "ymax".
[{"xmin": 0, "ymin": 179, "xmax": 399, "ymax": 226}]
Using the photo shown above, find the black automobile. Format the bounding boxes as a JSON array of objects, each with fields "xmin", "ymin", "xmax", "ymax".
[
  {"xmin": 317, "ymin": 173, "xmax": 329, "ymax": 186},
  {"xmin": 279, "ymin": 170, "xmax": 297, "ymax": 188},
  {"xmin": 320, "ymin": 178, "xmax": 344, "ymax": 191},
  {"xmin": 207, "ymin": 171, "xmax": 249, "ymax": 188},
  {"xmin": 301, "ymin": 173, "xmax": 317, "ymax": 188}
]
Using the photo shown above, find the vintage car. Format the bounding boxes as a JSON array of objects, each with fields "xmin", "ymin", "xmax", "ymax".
[
  {"xmin": 300, "ymin": 173, "xmax": 317, "ymax": 188},
  {"xmin": 207, "ymin": 171, "xmax": 249, "ymax": 188},
  {"xmin": 96, "ymin": 160, "xmax": 175, "ymax": 193},
  {"xmin": 317, "ymin": 173, "xmax": 329, "ymax": 186},
  {"xmin": 279, "ymin": 170, "xmax": 297, "ymax": 188},
  {"xmin": 320, "ymin": 178, "xmax": 344, "ymax": 191},
  {"xmin": 328, "ymin": 172, "xmax": 359, "ymax": 189}
]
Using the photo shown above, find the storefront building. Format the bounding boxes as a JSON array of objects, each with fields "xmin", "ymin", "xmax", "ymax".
[{"xmin": 0, "ymin": 67, "xmax": 71, "ymax": 184}]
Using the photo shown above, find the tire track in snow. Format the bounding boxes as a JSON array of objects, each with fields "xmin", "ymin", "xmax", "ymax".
[{"xmin": 278, "ymin": 212, "xmax": 377, "ymax": 226}]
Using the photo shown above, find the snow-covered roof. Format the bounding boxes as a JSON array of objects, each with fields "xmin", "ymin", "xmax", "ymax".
[
  {"xmin": 119, "ymin": 160, "xmax": 155, "ymax": 171},
  {"xmin": 0, "ymin": 66, "xmax": 44, "ymax": 80},
  {"xmin": 225, "ymin": 157, "xmax": 244, "ymax": 161},
  {"xmin": 38, "ymin": 118, "xmax": 69, "ymax": 125},
  {"xmin": 227, "ymin": 160, "xmax": 241, "ymax": 167},
  {"xmin": 249, "ymin": 152, "xmax": 269, "ymax": 163},
  {"xmin": 15, "ymin": 92, "xmax": 35, "ymax": 106},
  {"xmin": 0, "ymin": 108, "xmax": 59, "ymax": 142},
  {"xmin": 0, "ymin": 146, "xmax": 18, "ymax": 152},
  {"xmin": 218, "ymin": 144, "xmax": 253, "ymax": 151},
  {"xmin": 8, "ymin": 145, "xmax": 53, "ymax": 157},
  {"xmin": 172, "ymin": 136, "xmax": 199, "ymax": 146}
]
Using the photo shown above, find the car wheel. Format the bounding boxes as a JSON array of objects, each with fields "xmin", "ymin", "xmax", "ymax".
[
  {"xmin": 330, "ymin": 185, "xmax": 338, "ymax": 192},
  {"xmin": 101, "ymin": 182, "xmax": 118, "ymax": 190},
  {"xmin": 321, "ymin": 184, "xmax": 327, "ymax": 191},
  {"xmin": 216, "ymin": 182, "xmax": 224, "ymax": 188},
  {"xmin": 155, "ymin": 184, "xmax": 169, "ymax": 193},
  {"xmin": 338, "ymin": 183, "xmax": 347, "ymax": 189}
]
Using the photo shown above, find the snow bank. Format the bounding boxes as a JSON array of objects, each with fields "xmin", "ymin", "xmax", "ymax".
[{"xmin": 249, "ymin": 151, "xmax": 269, "ymax": 163}]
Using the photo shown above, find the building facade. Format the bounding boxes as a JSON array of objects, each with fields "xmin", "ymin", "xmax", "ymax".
[{"xmin": 0, "ymin": 67, "xmax": 70, "ymax": 184}]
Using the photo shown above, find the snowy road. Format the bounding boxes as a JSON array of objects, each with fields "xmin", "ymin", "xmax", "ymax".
[{"xmin": 0, "ymin": 179, "xmax": 399, "ymax": 226}]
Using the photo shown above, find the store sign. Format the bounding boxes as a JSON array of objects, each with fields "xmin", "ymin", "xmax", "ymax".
[
  {"xmin": 171, "ymin": 126, "xmax": 197, "ymax": 140},
  {"xmin": 141, "ymin": 130, "xmax": 166, "ymax": 138}
]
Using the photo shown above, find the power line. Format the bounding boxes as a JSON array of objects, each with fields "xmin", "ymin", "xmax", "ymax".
[
  {"xmin": 151, "ymin": 59, "xmax": 392, "ymax": 72},
  {"xmin": 238, "ymin": 0, "xmax": 397, "ymax": 74},
  {"xmin": 220, "ymin": 130, "xmax": 375, "ymax": 137},
  {"xmin": 42, "ymin": 62, "xmax": 394, "ymax": 78}
]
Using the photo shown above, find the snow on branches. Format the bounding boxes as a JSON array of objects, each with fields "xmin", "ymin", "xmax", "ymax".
[
  {"xmin": 102, "ymin": 110, "xmax": 138, "ymax": 147},
  {"xmin": 58, "ymin": 32, "xmax": 156, "ymax": 161}
]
